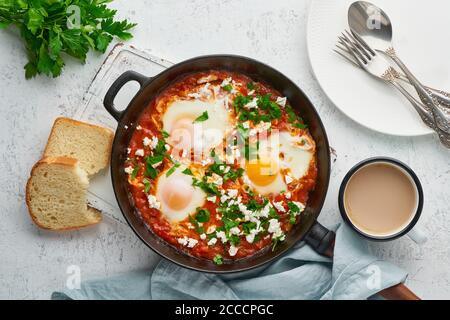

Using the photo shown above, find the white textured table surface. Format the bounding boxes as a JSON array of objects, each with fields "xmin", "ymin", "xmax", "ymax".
[{"xmin": 1, "ymin": 0, "xmax": 449, "ymax": 300}]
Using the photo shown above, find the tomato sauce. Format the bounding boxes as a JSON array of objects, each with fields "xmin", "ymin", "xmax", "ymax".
[{"xmin": 125, "ymin": 70, "xmax": 318, "ymax": 263}]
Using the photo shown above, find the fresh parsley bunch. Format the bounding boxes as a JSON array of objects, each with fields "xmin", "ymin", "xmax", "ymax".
[{"xmin": 0, "ymin": 0, "xmax": 136, "ymax": 79}]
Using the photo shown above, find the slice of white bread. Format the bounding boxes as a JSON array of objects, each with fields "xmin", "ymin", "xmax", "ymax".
[
  {"xmin": 26, "ymin": 157, "xmax": 102, "ymax": 230},
  {"xmin": 43, "ymin": 117, "xmax": 114, "ymax": 176}
]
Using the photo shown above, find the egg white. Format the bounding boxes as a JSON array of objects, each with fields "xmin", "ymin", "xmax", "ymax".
[
  {"xmin": 155, "ymin": 166, "xmax": 206, "ymax": 223},
  {"xmin": 162, "ymin": 98, "xmax": 232, "ymax": 154},
  {"xmin": 278, "ymin": 132, "xmax": 314, "ymax": 179}
]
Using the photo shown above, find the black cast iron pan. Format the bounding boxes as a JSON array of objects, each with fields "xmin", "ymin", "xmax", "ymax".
[{"xmin": 103, "ymin": 55, "xmax": 335, "ymax": 273}]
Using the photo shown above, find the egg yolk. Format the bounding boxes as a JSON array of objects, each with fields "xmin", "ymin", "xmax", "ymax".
[
  {"xmin": 161, "ymin": 177, "xmax": 194, "ymax": 210},
  {"xmin": 245, "ymin": 157, "xmax": 279, "ymax": 186}
]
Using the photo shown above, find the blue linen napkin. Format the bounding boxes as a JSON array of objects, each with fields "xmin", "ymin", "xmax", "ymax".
[{"xmin": 51, "ymin": 223, "xmax": 407, "ymax": 300}]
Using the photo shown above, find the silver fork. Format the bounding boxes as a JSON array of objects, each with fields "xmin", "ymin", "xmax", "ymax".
[
  {"xmin": 339, "ymin": 31, "xmax": 450, "ymax": 136},
  {"xmin": 333, "ymin": 47, "xmax": 450, "ymax": 108},
  {"xmin": 337, "ymin": 31, "xmax": 450, "ymax": 148}
]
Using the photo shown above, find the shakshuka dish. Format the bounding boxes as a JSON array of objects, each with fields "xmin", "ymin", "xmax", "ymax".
[{"xmin": 124, "ymin": 70, "xmax": 317, "ymax": 265}]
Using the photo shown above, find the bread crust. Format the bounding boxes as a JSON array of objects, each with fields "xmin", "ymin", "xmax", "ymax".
[{"xmin": 25, "ymin": 156, "xmax": 102, "ymax": 231}]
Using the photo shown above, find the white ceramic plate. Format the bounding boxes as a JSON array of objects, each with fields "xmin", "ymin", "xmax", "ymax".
[{"xmin": 307, "ymin": 0, "xmax": 450, "ymax": 136}]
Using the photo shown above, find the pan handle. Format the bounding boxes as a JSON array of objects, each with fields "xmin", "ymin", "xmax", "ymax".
[
  {"xmin": 304, "ymin": 221, "xmax": 336, "ymax": 257},
  {"xmin": 103, "ymin": 71, "xmax": 151, "ymax": 121},
  {"xmin": 305, "ymin": 221, "xmax": 419, "ymax": 300}
]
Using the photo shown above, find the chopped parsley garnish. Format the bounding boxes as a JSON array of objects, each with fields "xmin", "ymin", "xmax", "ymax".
[
  {"xmin": 143, "ymin": 131, "xmax": 168, "ymax": 179},
  {"xmin": 195, "ymin": 208, "xmax": 211, "ymax": 223},
  {"xmin": 213, "ymin": 254, "xmax": 223, "ymax": 265},
  {"xmin": 130, "ymin": 165, "xmax": 140, "ymax": 179},
  {"xmin": 189, "ymin": 215, "xmax": 205, "ymax": 234},
  {"xmin": 143, "ymin": 178, "xmax": 151, "ymax": 193},
  {"xmin": 161, "ymin": 130, "xmax": 170, "ymax": 138},
  {"xmin": 207, "ymin": 163, "xmax": 244, "ymax": 183},
  {"xmin": 247, "ymin": 82, "xmax": 256, "ymax": 90},
  {"xmin": 182, "ymin": 168, "xmax": 193, "ymax": 176},
  {"xmin": 192, "ymin": 177, "xmax": 220, "ymax": 196},
  {"xmin": 286, "ymin": 105, "xmax": 308, "ymax": 129},
  {"xmin": 287, "ymin": 201, "xmax": 301, "ymax": 213},
  {"xmin": 166, "ymin": 163, "xmax": 180, "ymax": 177},
  {"xmin": 242, "ymin": 222, "xmax": 257, "ymax": 235},
  {"xmin": 222, "ymin": 84, "xmax": 233, "ymax": 92},
  {"xmin": 193, "ymin": 111, "xmax": 209, "ymax": 123},
  {"xmin": 288, "ymin": 201, "xmax": 302, "ymax": 224}
]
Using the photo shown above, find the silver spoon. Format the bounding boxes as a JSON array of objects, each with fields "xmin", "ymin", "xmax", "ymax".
[{"xmin": 348, "ymin": 1, "xmax": 450, "ymax": 134}]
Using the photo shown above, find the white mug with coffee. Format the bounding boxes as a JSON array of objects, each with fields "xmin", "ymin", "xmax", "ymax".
[{"xmin": 339, "ymin": 158, "xmax": 427, "ymax": 243}]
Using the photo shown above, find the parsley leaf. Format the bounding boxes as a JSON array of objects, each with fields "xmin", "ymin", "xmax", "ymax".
[
  {"xmin": 131, "ymin": 165, "xmax": 140, "ymax": 179},
  {"xmin": 222, "ymin": 84, "xmax": 233, "ymax": 92},
  {"xmin": 143, "ymin": 178, "xmax": 151, "ymax": 193},
  {"xmin": 182, "ymin": 168, "xmax": 193, "ymax": 176},
  {"xmin": 195, "ymin": 208, "xmax": 210, "ymax": 223},
  {"xmin": 193, "ymin": 111, "xmax": 209, "ymax": 123},
  {"xmin": 166, "ymin": 163, "xmax": 180, "ymax": 177},
  {"xmin": 213, "ymin": 254, "xmax": 223, "ymax": 265}
]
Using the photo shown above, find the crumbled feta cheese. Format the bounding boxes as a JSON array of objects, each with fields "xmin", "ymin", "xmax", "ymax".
[
  {"xmin": 220, "ymin": 194, "xmax": 229, "ymax": 203},
  {"xmin": 245, "ymin": 97, "xmax": 258, "ymax": 109},
  {"xmin": 285, "ymin": 175, "xmax": 294, "ymax": 184},
  {"xmin": 229, "ymin": 227, "xmax": 241, "ymax": 235},
  {"xmin": 285, "ymin": 192, "xmax": 292, "ymax": 199},
  {"xmin": 165, "ymin": 144, "xmax": 170, "ymax": 151},
  {"xmin": 221, "ymin": 77, "xmax": 232, "ymax": 87},
  {"xmin": 207, "ymin": 195, "xmax": 217, "ymax": 203},
  {"xmin": 150, "ymin": 136, "xmax": 159, "ymax": 149},
  {"xmin": 200, "ymin": 233, "xmax": 207, "ymax": 240},
  {"xmin": 216, "ymin": 231, "xmax": 228, "ymax": 243},
  {"xmin": 135, "ymin": 149, "xmax": 144, "ymax": 157},
  {"xmin": 143, "ymin": 137, "xmax": 151, "ymax": 146},
  {"xmin": 124, "ymin": 166, "xmax": 133, "ymax": 174},
  {"xmin": 187, "ymin": 238, "xmax": 198, "ymax": 248},
  {"xmin": 276, "ymin": 97, "xmax": 287, "ymax": 107},
  {"xmin": 177, "ymin": 237, "xmax": 188, "ymax": 246},
  {"xmin": 136, "ymin": 125, "xmax": 142, "ymax": 130},
  {"xmin": 272, "ymin": 201, "xmax": 286, "ymax": 213},
  {"xmin": 224, "ymin": 166, "xmax": 230, "ymax": 173},
  {"xmin": 268, "ymin": 219, "xmax": 284, "ymax": 238},
  {"xmin": 178, "ymin": 237, "xmax": 198, "ymax": 248},
  {"xmin": 242, "ymin": 121, "xmax": 250, "ymax": 129},
  {"xmin": 207, "ymin": 225, "xmax": 216, "ymax": 234},
  {"xmin": 216, "ymin": 214, "xmax": 222, "ymax": 220},
  {"xmin": 258, "ymin": 203, "xmax": 272, "ymax": 218},
  {"xmin": 228, "ymin": 245, "xmax": 239, "ymax": 257},
  {"xmin": 246, "ymin": 230, "xmax": 258, "ymax": 244},
  {"xmin": 147, "ymin": 195, "xmax": 161, "ymax": 209},
  {"xmin": 187, "ymin": 223, "xmax": 195, "ymax": 230},
  {"xmin": 207, "ymin": 238, "xmax": 217, "ymax": 246},
  {"xmin": 127, "ymin": 148, "xmax": 131, "ymax": 154},
  {"xmin": 227, "ymin": 189, "xmax": 238, "ymax": 198},
  {"xmin": 248, "ymin": 90, "xmax": 255, "ymax": 95}
]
